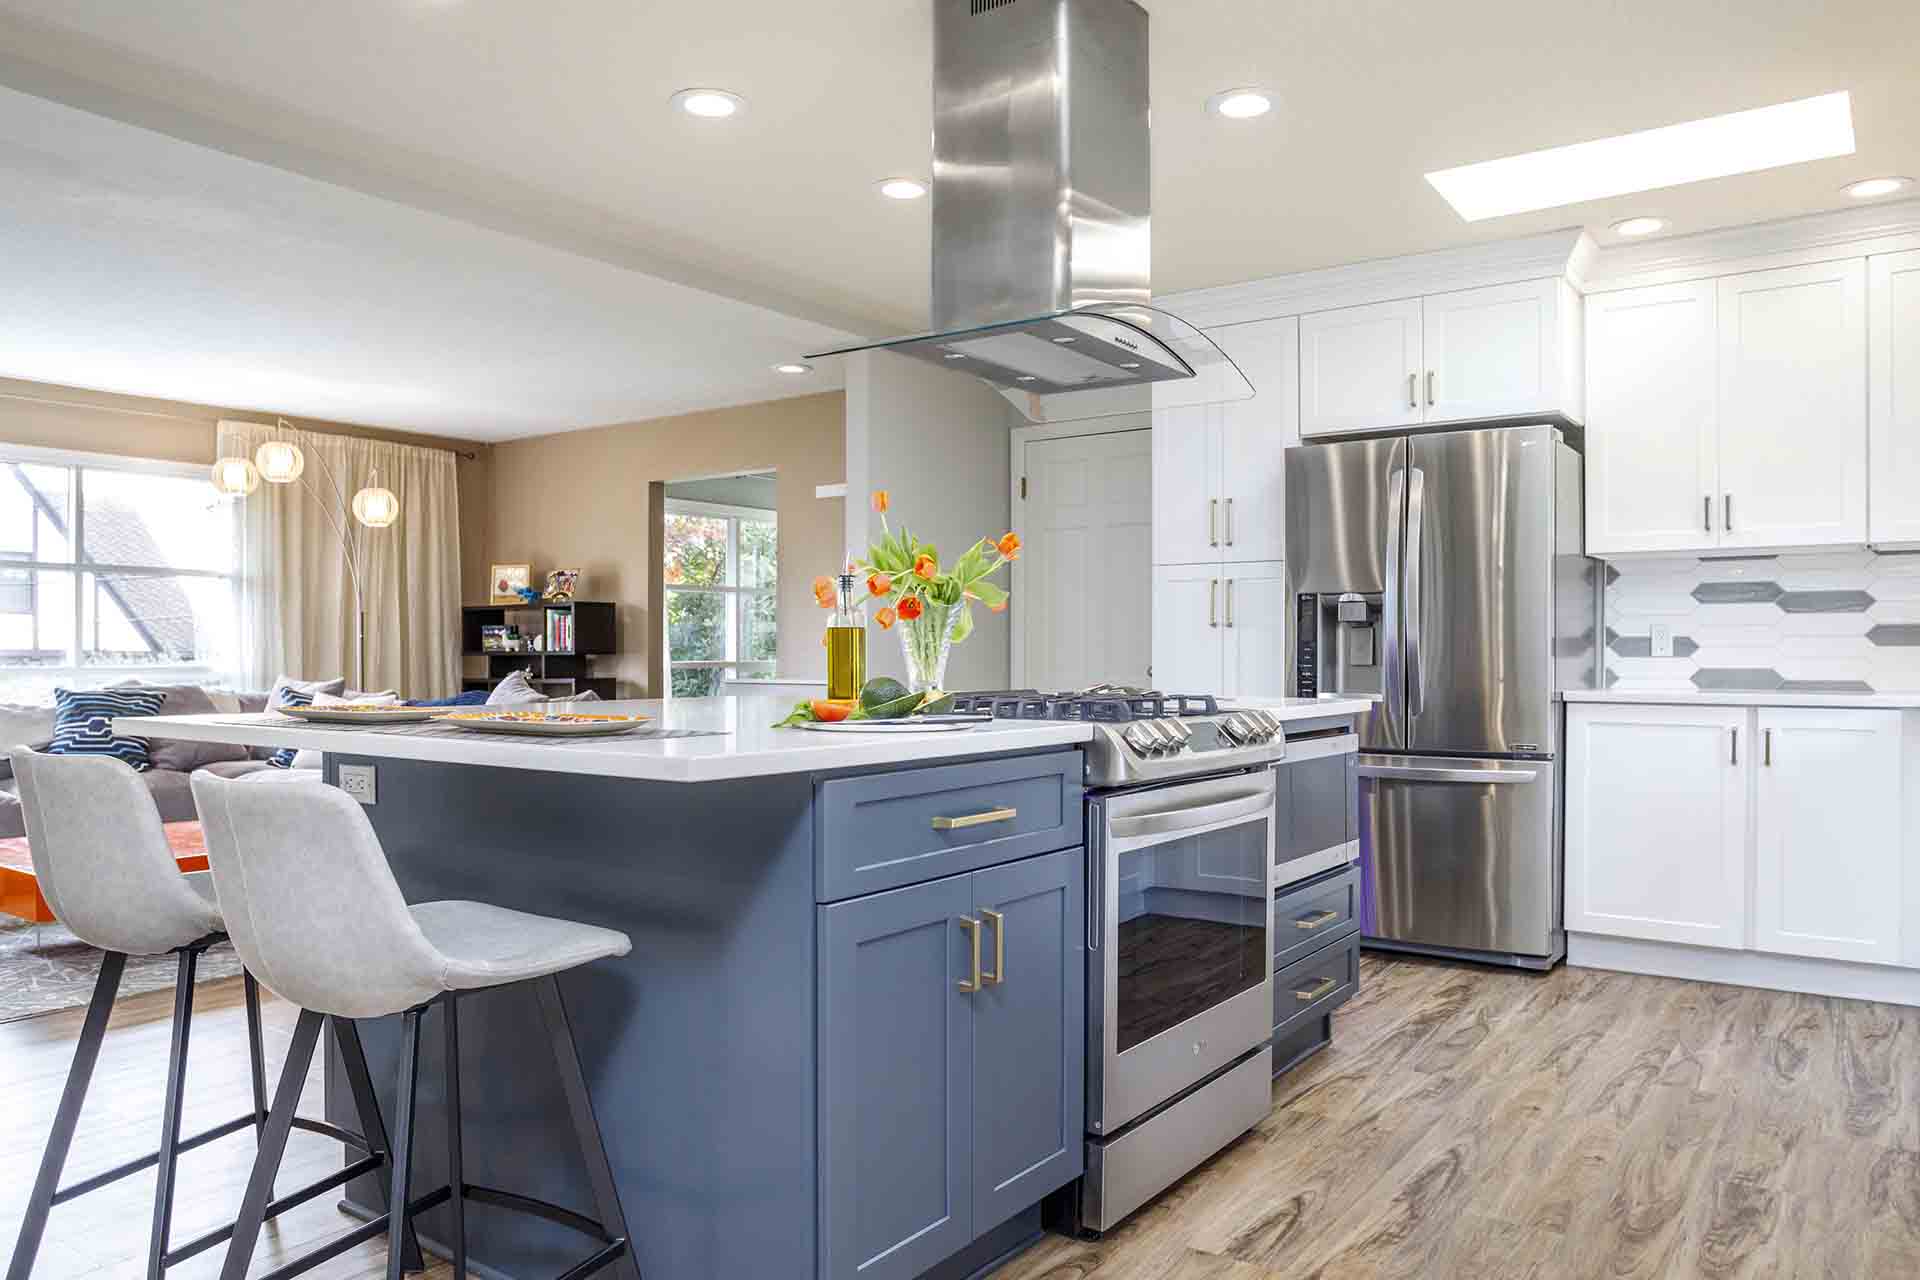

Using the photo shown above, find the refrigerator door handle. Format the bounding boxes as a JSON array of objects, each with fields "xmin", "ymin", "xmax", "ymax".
[
  {"xmin": 1355, "ymin": 762, "xmax": 1539, "ymax": 785},
  {"xmin": 1404, "ymin": 467, "xmax": 1427, "ymax": 718},
  {"xmin": 1381, "ymin": 463, "xmax": 1408, "ymax": 743}
]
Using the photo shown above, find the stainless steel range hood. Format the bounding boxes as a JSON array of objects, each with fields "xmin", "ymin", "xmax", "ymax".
[{"xmin": 809, "ymin": 0, "xmax": 1252, "ymax": 423}]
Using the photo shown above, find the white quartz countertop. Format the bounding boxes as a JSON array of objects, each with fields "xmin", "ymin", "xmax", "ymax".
[
  {"xmin": 120, "ymin": 696, "xmax": 1095, "ymax": 783},
  {"xmin": 1234, "ymin": 695, "xmax": 1378, "ymax": 719},
  {"xmin": 1564, "ymin": 689, "xmax": 1920, "ymax": 709}
]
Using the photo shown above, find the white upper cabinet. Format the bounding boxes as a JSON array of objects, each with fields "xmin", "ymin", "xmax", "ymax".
[
  {"xmin": 1219, "ymin": 562, "xmax": 1290, "ymax": 699},
  {"xmin": 1152, "ymin": 316, "xmax": 1297, "ymax": 566},
  {"xmin": 1753, "ymin": 708, "xmax": 1902, "ymax": 965},
  {"xmin": 1150, "ymin": 564, "xmax": 1224, "ymax": 692},
  {"xmin": 1870, "ymin": 249, "xmax": 1920, "ymax": 547},
  {"xmin": 1423, "ymin": 279, "xmax": 1578, "ymax": 423},
  {"xmin": 1299, "ymin": 299, "xmax": 1423, "ymax": 437},
  {"xmin": 1716, "ymin": 260, "xmax": 1868, "ymax": 549},
  {"xmin": 1584, "ymin": 281, "xmax": 1720, "ymax": 555}
]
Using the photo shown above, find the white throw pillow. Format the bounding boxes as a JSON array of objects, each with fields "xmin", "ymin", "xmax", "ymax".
[
  {"xmin": 268, "ymin": 674, "xmax": 346, "ymax": 708},
  {"xmin": 314, "ymin": 690, "xmax": 400, "ymax": 706},
  {"xmin": 486, "ymin": 669, "xmax": 553, "ymax": 706},
  {"xmin": 0, "ymin": 701, "xmax": 56, "ymax": 749}
]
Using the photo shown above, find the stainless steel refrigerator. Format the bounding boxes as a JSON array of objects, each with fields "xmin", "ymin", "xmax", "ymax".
[{"xmin": 1285, "ymin": 424, "xmax": 1597, "ymax": 968}]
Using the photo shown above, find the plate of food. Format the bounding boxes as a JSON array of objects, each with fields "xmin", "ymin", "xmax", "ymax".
[
  {"xmin": 278, "ymin": 703, "xmax": 441, "ymax": 725},
  {"xmin": 433, "ymin": 711, "xmax": 652, "ymax": 737}
]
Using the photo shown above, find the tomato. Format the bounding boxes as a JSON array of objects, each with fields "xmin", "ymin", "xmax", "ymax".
[{"xmin": 810, "ymin": 699, "xmax": 855, "ymax": 722}]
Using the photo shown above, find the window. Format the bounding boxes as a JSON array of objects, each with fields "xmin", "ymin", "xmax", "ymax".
[
  {"xmin": 663, "ymin": 499, "xmax": 777, "ymax": 697},
  {"xmin": 0, "ymin": 451, "xmax": 239, "ymax": 701}
]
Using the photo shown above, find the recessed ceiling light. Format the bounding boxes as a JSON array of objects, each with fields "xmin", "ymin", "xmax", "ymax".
[
  {"xmin": 1611, "ymin": 216, "xmax": 1667, "ymax": 237},
  {"xmin": 773, "ymin": 362, "xmax": 812, "ymax": 375},
  {"xmin": 1426, "ymin": 91, "xmax": 1856, "ymax": 222},
  {"xmin": 671, "ymin": 88, "xmax": 745, "ymax": 119},
  {"xmin": 1051, "ymin": 337, "xmax": 1077, "ymax": 344},
  {"xmin": 1206, "ymin": 88, "xmax": 1273, "ymax": 120},
  {"xmin": 877, "ymin": 178, "xmax": 928, "ymax": 200},
  {"xmin": 1015, "ymin": 376, "xmax": 1037, "ymax": 383},
  {"xmin": 942, "ymin": 353, "xmax": 966, "ymax": 360},
  {"xmin": 1845, "ymin": 176, "xmax": 1913, "ymax": 199},
  {"xmin": 1119, "ymin": 362, "xmax": 1141, "ymax": 370}
]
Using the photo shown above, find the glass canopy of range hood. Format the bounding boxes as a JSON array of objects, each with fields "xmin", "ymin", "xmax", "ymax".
[{"xmin": 808, "ymin": 303, "xmax": 1255, "ymax": 423}]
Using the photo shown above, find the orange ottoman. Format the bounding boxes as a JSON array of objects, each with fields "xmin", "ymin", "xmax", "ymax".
[{"xmin": 0, "ymin": 820, "xmax": 208, "ymax": 924}]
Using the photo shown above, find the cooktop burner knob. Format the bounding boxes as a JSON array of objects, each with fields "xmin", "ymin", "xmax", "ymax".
[
  {"xmin": 1122, "ymin": 723, "xmax": 1159, "ymax": 755},
  {"xmin": 1164, "ymin": 718, "xmax": 1194, "ymax": 745},
  {"xmin": 1217, "ymin": 714, "xmax": 1248, "ymax": 745}
]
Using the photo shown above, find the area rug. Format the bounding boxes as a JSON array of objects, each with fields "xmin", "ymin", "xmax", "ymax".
[{"xmin": 0, "ymin": 915, "xmax": 245, "ymax": 1024}]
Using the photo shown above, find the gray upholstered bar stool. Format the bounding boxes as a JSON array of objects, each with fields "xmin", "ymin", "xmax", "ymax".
[
  {"xmin": 6, "ymin": 749, "xmax": 420, "ymax": 1280},
  {"xmin": 191, "ymin": 771, "xmax": 638, "ymax": 1280}
]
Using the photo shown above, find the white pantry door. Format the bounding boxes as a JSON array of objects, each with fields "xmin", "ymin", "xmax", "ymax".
[{"xmin": 1021, "ymin": 430, "xmax": 1153, "ymax": 691}]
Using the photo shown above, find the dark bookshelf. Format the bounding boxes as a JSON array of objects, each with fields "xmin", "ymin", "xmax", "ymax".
[{"xmin": 460, "ymin": 600, "xmax": 618, "ymax": 699}]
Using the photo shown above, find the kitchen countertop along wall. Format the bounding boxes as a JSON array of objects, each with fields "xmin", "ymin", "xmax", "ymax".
[{"xmin": 1565, "ymin": 689, "xmax": 1920, "ymax": 709}]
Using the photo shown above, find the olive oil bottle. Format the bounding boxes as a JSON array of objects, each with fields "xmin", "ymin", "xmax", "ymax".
[{"xmin": 825, "ymin": 572, "xmax": 867, "ymax": 701}]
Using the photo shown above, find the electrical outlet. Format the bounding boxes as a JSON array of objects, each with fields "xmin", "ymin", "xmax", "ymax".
[
  {"xmin": 1650, "ymin": 623, "xmax": 1674, "ymax": 659},
  {"xmin": 338, "ymin": 763, "xmax": 377, "ymax": 805}
]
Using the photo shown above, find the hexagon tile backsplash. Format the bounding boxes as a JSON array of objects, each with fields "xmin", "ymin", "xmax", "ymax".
[{"xmin": 1603, "ymin": 551, "xmax": 1920, "ymax": 693}]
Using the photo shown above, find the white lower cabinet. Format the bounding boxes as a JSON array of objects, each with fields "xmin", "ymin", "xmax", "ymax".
[
  {"xmin": 1568, "ymin": 703, "xmax": 1909, "ymax": 969},
  {"xmin": 1567, "ymin": 704, "xmax": 1749, "ymax": 948},
  {"xmin": 1753, "ymin": 708, "xmax": 1903, "ymax": 964},
  {"xmin": 1151, "ymin": 561, "xmax": 1286, "ymax": 698}
]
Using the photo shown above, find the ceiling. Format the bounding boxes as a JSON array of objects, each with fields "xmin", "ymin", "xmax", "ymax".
[{"xmin": 1, "ymin": 0, "xmax": 1917, "ymax": 438}]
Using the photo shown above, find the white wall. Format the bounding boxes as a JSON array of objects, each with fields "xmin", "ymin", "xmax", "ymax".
[{"xmin": 845, "ymin": 352, "xmax": 1016, "ymax": 692}]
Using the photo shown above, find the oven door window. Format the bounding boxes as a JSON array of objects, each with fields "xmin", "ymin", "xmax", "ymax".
[{"xmin": 1113, "ymin": 805, "xmax": 1271, "ymax": 1054}]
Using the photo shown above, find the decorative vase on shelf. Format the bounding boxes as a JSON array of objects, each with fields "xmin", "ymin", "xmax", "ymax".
[{"xmin": 898, "ymin": 601, "xmax": 965, "ymax": 694}]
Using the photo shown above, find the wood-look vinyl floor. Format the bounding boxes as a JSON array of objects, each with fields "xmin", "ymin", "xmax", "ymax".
[{"xmin": 3, "ymin": 958, "xmax": 1916, "ymax": 1278}]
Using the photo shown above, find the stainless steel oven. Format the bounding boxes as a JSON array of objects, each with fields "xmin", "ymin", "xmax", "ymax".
[{"xmin": 1087, "ymin": 770, "xmax": 1274, "ymax": 1137}]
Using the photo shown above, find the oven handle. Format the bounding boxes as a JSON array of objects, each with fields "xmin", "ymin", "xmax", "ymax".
[
  {"xmin": 1107, "ymin": 787, "xmax": 1274, "ymax": 841},
  {"xmin": 1354, "ymin": 762, "xmax": 1539, "ymax": 785}
]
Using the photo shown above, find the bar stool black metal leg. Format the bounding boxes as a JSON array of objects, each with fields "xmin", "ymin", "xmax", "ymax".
[
  {"xmin": 443, "ymin": 996, "xmax": 467, "ymax": 1279},
  {"xmin": 145, "ymin": 946, "xmax": 200, "ymax": 1280},
  {"xmin": 6, "ymin": 950, "xmax": 126, "ymax": 1280},
  {"xmin": 220, "ymin": 1009, "xmax": 323, "ymax": 1280},
  {"xmin": 333, "ymin": 1019, "xmax": 424, "ymax": 1273},
  {"xmin": 535, "ymin": 976, "xmax": 640, "ymax": 1280},
  {"xmin": 385, "ymin": 1009, "xmax": 424, "ymax": 1280},
  {"xmin": 242, "ymin": 972, "xmax": 269, "ymax": 1141}
]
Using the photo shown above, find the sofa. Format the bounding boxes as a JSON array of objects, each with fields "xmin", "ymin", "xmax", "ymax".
[{"xmin": 0, "ymin": 684, "xmax": 284, "ymax": 838}]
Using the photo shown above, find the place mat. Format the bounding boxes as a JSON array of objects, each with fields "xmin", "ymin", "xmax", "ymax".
[{"xmin": 197, "ymin": 714, "xmax": 726, "ymax": 744}]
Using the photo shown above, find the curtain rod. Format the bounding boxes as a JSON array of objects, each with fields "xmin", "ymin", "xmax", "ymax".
[{"xmin": 0, "ymin": 391, "xmax": 482, "ymax": 459}]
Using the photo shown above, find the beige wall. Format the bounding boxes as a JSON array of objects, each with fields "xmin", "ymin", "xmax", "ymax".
[
  {"xmin": 0, "ymin": 377, "xmax": 496, "ymax": 603},
  {"xmin": 482, "ymin": 392, "xmax": 847, "ymax": 696}
]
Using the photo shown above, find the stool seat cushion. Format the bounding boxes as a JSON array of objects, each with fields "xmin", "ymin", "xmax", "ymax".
[{"xmin": 409, "ymin": 900, "xmax": 632, "ymax": 991}]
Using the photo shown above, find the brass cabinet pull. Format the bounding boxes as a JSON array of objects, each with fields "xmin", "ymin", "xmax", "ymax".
[
  {"xmin": 1294, "ymin": 976, "xmax": 1338, "ymax": 1002},
  {"xmin": 1224, "ymin": 497, "xmax": 1235, "ymax": 546},
  {"xmin": 932, "ymin": 806, "xmax": 1017, "ymax": 831},
  {"xmin": 1209, "ymin": 579, "xmax": 1218, "ymax": 628},
  {"xmin": 1294, "ymin": 909, "xmax": 1340, "ymax": 931},
  {"xmin": 957, "ymin": 916, "xmax": 982, "ymax": 993},
  {"xmin": 1225, "ymin": 579, "xmax": 1235, "ymax": 628},
  {"xmin": 1724, "ymin": 493, "xmax": 1733, "ymax": 532},
  {"xmin": 1764, "ymin": 728, "xmax": 1772, "ymax": 767},
  {"xmin": 1209, "ymin": 498, "xmax": 1219, "ymax": 547},
  {"xmin": 1730, "ymin": 727, "xmax": 1738, "ymax": 766},
  {"xmin": 981, "ymin": 908, "xmax": 1005, "ymax": 985},
  {"xmin": 1704, "ymin": 495, "xmax": 1712, "ymax": 534},
  {"xmin": 1407, "ymin": 372, "xmax": 1417, "ymax": 409},
  {"xmin": 1426, "ymin": 370, "xmax": 1436, "ymax": 406}
]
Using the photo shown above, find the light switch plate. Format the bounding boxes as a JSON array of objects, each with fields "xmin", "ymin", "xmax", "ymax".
[
  {"xmin": 1650, "ymin": 623, "xmax": 1674, "ymax": 659},
  {"xmin": 338, "ymin": 763, "xmax": 377, "ymax": 805}
]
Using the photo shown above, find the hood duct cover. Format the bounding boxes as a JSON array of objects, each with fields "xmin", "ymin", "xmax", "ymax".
[{"xmin": 810, "ymin": 0, "xmax": 1253, "ymax": 423}]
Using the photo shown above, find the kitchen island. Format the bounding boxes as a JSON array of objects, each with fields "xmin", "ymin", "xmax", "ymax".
[{"xmin": 124, "ymin": 694, "xmax": 1372, "ymax": 1279}]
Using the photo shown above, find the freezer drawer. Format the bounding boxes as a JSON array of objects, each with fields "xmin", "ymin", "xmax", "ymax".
[{"xmin": 1357, "ymin": 754, "xmax": 1561, "ymax": 960}]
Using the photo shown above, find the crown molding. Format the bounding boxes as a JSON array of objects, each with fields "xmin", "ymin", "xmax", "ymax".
[{"xmin": 1580, "ymin": 198, "xmax": 1920, "ymax": 292}]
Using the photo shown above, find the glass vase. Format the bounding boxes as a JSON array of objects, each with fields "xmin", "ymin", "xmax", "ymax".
[{"xmin": 898, "ymin": 602, "xmax": 964, "ymax": 693}]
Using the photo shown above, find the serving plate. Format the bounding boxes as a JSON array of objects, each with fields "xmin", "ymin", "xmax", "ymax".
[
  {"xmin": 796, "ymin": 714, "xmax": 991, "ymax": 734},
  {"xmin": 278, "ymin": 705, "xmax": 440, "ymax": 725},
  {"xmin": 434, "ymin": 711, "xmax": 652, "ymax": 737}
]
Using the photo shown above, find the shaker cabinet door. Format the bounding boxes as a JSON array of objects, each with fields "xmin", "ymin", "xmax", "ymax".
[
  {"xmin": 1220, "ymin": 561, "xmax": 1290, "ymax": 700},
  {"xmin": 1870, "ymin": 249, "xmax": 1920, "ymax": 546},
  {"xmin": 817, "ymin": 875, "xmax": 975, "ymax": 1280},
  {"xmin": 1299, "ymin": 299, "xmax": 1423, "ymax": 437},
  {"xmin": 1421, "ymin": 278, "xmax": 1569, "ymax": 424},
  {"xmin": 1151, "ymin": 404, "xmax": 1222, "ymax": 565},
  {"xmin": 1152, "ymin": 565, "xmax": 1224, "ymax": 693},
  {"xmin": 969, "ymin": 850, "xmax": 1085, "ymax": 1229},
  {"xmin": 1212, "ymin": 315, "xmax": 1299, "ymax": 563}
]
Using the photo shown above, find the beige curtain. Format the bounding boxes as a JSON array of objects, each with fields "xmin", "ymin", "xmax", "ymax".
[{"xmin": 216, "ymin": 422, "xmax": 460, "ymax": 698}]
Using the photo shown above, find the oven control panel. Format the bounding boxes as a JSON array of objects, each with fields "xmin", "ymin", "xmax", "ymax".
[{"xmin": 1118, "ymin": 710, "xmax": 1283, "ymax": 757}]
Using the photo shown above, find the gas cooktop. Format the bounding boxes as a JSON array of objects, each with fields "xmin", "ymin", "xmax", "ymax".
[{"xmin": 949, "ymin": 687, "xmax": 1285, "ymax": 788}]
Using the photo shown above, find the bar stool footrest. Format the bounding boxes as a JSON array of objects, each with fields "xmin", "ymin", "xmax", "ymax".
[
  {"xmin": 161, "ymin": 1153, "xmax": 387, "ymax": 1269},
  {"xmin": 255, "ymin": 1186, "xmax": 452, "ymax": 1280}
]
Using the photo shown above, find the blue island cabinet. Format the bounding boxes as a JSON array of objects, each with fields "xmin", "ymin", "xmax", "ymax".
[{"xmin": 816, "ymin": 846, "xmax": 1085, "ymax": 1280}]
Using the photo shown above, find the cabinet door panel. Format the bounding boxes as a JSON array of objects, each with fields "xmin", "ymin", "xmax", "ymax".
[
  {"xmin": 971, "ymin": 850, "xmax": 1085, "ymax": 1228},
  {"xmin": 1566, "ymin": 705, "xmax": 1748, "ymax": 948},
  {"xmin": 1221, "ymin": 561, "xmax": 1289, "ymax": 699},
  {"xmin": 1717, "ymin": 260, "xmax": 1868, "ymax": 548},
  {"xmin": 1422, "ymin": 279, "xmax": 1564, "ymax": 423},
  {"xmin": 817, "ymin": 876, "xmax": 974, "ymax": 1280},
  {"xmin": 1299, "ymin": 299, "xmax": 1422, "ymax": 436},
  {"xmin": 1024, "ymin": 429, "xmax": 1153, "ymax": 689},
  {"xmin": 1152, "ymin": 405, "xmax": 1221, "ymax": 565},
  {"xmin": 1754, "ymin": 708, "xmax": 1902, "ymax": 964},
  {"xmin": 1213, "ymin": 316, "xmax": 1298, "ymax": 562},
  {"xmin": 1584, "ymin": 281, "xmax": 1719, "ymax": 555},
  {"xmin": 1870, "ymin": 250, "xmax": 1920, "ymax": 545},
  {"xmin": 1152, "ymin": 565, "xmax": 1222, "ymax": 693}
]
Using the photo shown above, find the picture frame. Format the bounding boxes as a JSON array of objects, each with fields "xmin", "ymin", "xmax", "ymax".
[
  {"xmin": 490, "ymin": 563, "xmax": 532, "ymax": 604},
  {"xmin": 480, "ymin": 624, "xmax": 517, "ymax": 653},
  {"xmin": 543, "ymin": 567, "xmax": 581, "ymax": 601}
]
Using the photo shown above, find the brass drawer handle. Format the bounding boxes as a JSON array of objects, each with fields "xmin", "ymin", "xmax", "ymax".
[
  {"xmin": 932, "ymin": 806, "xmax": 1017, "ymax": 831},
  {"xmin": 981, "ymin": 908, "xmax": 1005, "ymax": 985},
  {"xmin": 1294, "ymin": 976, "xmax": 1338, "ymax": 1002},
  {"xmin": 1294, "ymin": 909, "xmax": 1340, "ymax": 931},
  {"xmin": 957, "ymin": 916, "xmax": 982, "ymax": 993}
]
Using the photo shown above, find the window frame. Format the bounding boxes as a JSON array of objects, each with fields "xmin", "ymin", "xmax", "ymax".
[
  {"xmin": 661, "ymin": 497, "xmax": 778, "ymax": 697},
  {"xmin": 0, "ymin": 442, "xmax": 241, "ymax": 688}
]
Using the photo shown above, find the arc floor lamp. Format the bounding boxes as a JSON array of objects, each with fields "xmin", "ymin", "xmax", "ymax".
[{"xmin": 209, "ymin": 421, "xmax": 399, "ymax": 691}]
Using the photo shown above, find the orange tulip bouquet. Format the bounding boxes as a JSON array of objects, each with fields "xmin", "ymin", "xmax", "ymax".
[{"xmin": 856, "ymin": 489, "xmax": 1019, "ymax": 692}]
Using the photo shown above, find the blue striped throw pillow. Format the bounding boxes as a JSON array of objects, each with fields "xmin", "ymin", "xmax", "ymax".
[
  {"xmin": 47, "ymin": 687, "xmax": 169, "ymax": 770},
  {"xmin": 267, "ymin": 688, "xmax": 314, "ymax": 767}
]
